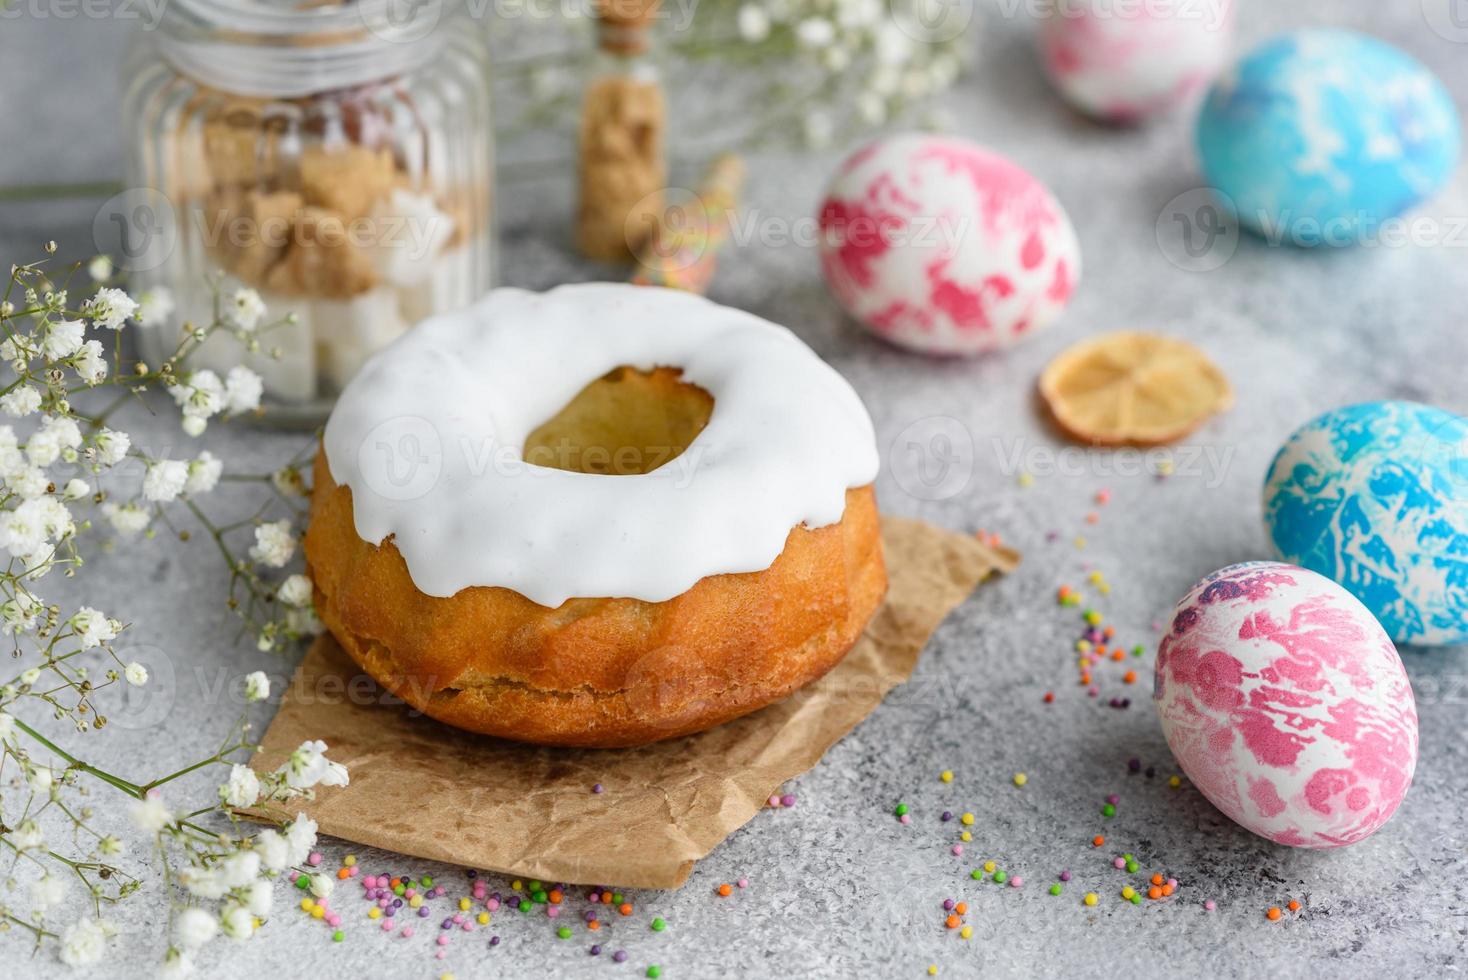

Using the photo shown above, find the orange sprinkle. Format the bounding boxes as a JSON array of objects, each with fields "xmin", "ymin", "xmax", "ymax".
[
  {"xmin": 1103, "ymin": 627, "xmax": 1115, "ymax": 640},
  {"xmin": 1150, "ymin": 874, "xmax": 1164, "ymax": 886},
  {"xmin": 1095, "ymin": 645, "xmax": 1108, "ymax": 657},
  {"xmin": 718, "ymin": 884, "xmax": 732, "ymax": 897},
  {"xmin": 588, "ymin": 920, "xmax": 601, "ymax": 931},
  {"xmin": 1147, "ymin": 886, "xmax": 1162, "ymax": 900},
  {"xmin": 1267, "ymin": 907, "xmax": 1282, "ymax": 921},
  {"xmin": 602, "ymin": 891, "xmax": 613, "ymax": 903},
  {"xmin": 1043, "ymin": 692, "xmax": 1055, "ymax": 703},
  {"xmin": 1123, "ymin": 671, "xmax": 1137, "ymax": 684},
  {"xmin": 954, "ymin": 903, "xmax": 968, "ymax": 915},
  {"xmin": 390, "ymin": 878, "xmax": 401, "ymax": 889},
  {"xmin": 1092, "ymin": 835, "xmax": 1105, "ymax": 847},
  {"xmin": 1161, "ymin": 885, "xmax": 1174, "ymax": 897},
  {"xmin": 1086, "ymin": 512, "xmax": 1099, "ymax": 524},
  {"xmin": 337, "ymin": 868, "xmax": 350, "ymax": 880},
  {"xmin": 1080, "ymin": 672, "xmax": 1092, "ymax": 685},
  {"xmin": 618, "ymin": 904, "xmax": 633, "ymax": 916},
  {"xmin": 548, "ymin": 890, "xmax": 563, "ymax": 905},
  {"xmin": 1110, "ymin": 650, "xmax": 1125, "ymax": 662},
  {"xmin": 945, "ymin": 914, "xmax": 961, "ymax": 930},
  {"xmin": 1287, "ymin": 900, "xmax": 1301, "ymax": 912}
]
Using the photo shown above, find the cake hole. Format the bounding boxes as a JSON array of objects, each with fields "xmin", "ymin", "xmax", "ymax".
[{"xmin": 523, "ymin": 366, "xmax": 713, "ymax": 476}]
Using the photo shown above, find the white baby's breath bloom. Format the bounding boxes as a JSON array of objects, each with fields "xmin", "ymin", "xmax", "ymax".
[
  {"xmin": 124, "ymin": 661, "xmax": 149, "ymax": 686},
  {"xmin": 169, "ymin": 369, "xmax": 225, "ymax": 423},
  {"xmin": 12, "ymin": 818, "xmax": 45, "ymax": 850},
  {"xmin": 136, "ymin": 287, "xmax": 175, "ymax": 328},
  {"xmin": 20, "ymin": 666, "xmax": 41, "ymax": 686},
  {"xmin": 245, "ymin": 879, "xmax": 272, "ymax": 917},
  {"xmin": 130, "ymin": 792, "xmax": 171, "ymax": 833},
  {"xmin": 310, "ymin": 874, "xmax": 334, "ymax": 898},
  {"xmin": 221, "ymin": 764, "xmax": 261, "ymax": 808},
  {"xmin": 244, "ymin": 670, "xmax": 270, "ymax": 703},
  {"xmin": 73, "ymin": 339, "xmax": 108, "ymax": 384},
  {"xmin": 30, "ymin": 874, "xmax": 67, "ymax": 910},
  {"xmin": 160, "ymin": 947, "xmax": 193, "ymax": 979},
  {"xmin": 0, "ymin": 506, "xmax": 47, "ymax": 557},
  {"xmin": 93, "ymin": 427, "xmax": 130, "ymax": 467},
  {"xmin": 174, "ymin": 908, "xmax": 218, "ymax": 950},
  {"xmin": 1, "ymin": 385, "xmax": 41, "ymax": 417},
  {"xmin": 63, "ymin": 478, "xmax": 90, "ymax": 500},
  {"xmin": 0, "ymin": 710, "xmax": 15, "ymax": 738},
  {"xmin": 103, "ymin": 502, "xmax": 151, "ymax": 537},
  {"xmin": 98, "ymin": 834, "xmax": 125, "ymax": 856},
  {"xmin": 58, "ymin": 917, "xmax": 110, "ymax": 967},
  {"xmin": 185, "ymin": 451, "xmax": 222, "ymax": 495},
  {"xmin": 5, "ymin": 465, "xmax": 47, "ymax": 501},
  {"xmin": 220, "ymin": 904, "xmax": 254, "ymax": 941},
  {"xmin": 182, "ymin": 415, "xmax": 206, "ymax": 438},
  {"xmin": 72, "ymin": 607, "xmax": 118, "ymax": 649},
  {"xmin": 42, "ymin": 318, "xmax": 85, "ymax": 360},
  {"xmin": 737, "ymin": 3, "xmax": 770, "ymax": 41},
  {"xmin": 226, "ymin": 288, "xmax": 267, "ymax": 332},
  {"xmin": 28, "ymin": 765, "xmax": 53, "ymax": 792},
  {"xmin": 277, "ymin": 574, "xmax": 313, "ymax": 608},
  {"xmin": 88, "ymin": 256, "xmax": 114, "ymax": 282},
  {"xmin": 143, "ymin": 459, "xmax": 189, "ymax": 503},
  {"xmin": 280, "ymin": 739, "xmax": 340, "ymax": 789},
  {"xmin": 253, "ymin": 829, "xmax": 289, "ymax": 872},
  {"xmin": 224, "ymin": 366, "xmax": 264, "ymax": 415},
  {"xmin": 283, "ymin": 812, "xmax": 318, "ymax": 866},
  {"xmin": 249, "ymin": 520, "xmax": 296, "ymax": 568},
  {"xmin": 85, "ymin": 287, "xmax": 138, "ymax": 330},
  {"xmin": 795, "ymin": 16, "xmax": 834, "ymax": 47}
]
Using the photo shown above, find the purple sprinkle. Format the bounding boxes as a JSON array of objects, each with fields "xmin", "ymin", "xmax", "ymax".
[
  {"xmin": 491, "ymin": 891, "xmax": 501, "ymax": 901},
  {"xmin": 590, "ymin": 945, "xmax": 602, "ymax": 956},
  {"xmin": 1106, "ymin": 794, "xmax": 1120, "ymax": 806},
  {"xmin": 943, "ymin": 899, "xmax": 955, "ymax": 911},
  {"xmin": 1127, "ymin": 758, "xmax": 1141, "ymax": 773},
  {"xmin": 1121, "ymin": 698, "xmax": 1131, "ymax": 708},
  {"xmin": 1145, "ymin": 766, "xmax": 1156, "ymax": 779},
  {"xmin": 393, "ymin": 898, "xmax": 403, "ymax": 908},
  {"xmin": 1059, "ymin": 871, "xmax": 1072, "ymax": 882},
  {"xmin": 489, "ymin": 935, "xmax": 500, "ymax": 946},
  {"xmin": 441, "ymin": 919, "xmax": 454, "ymax": 929},
  {"xmin": 940, "ymin": 811, "xmax": 953, "ymax": 822},
  {"xmin": 613, "ymin": 950, "xmax": 629, "ymax": 963},
  {"xmin": 780, "ymin": 794, "xmax": 796, "ymax": 807},
  {"xmin": 467, "ymin": 870, "xmax": 478, "ymax": 879},
  {"xmin": 384, "ymin": 907, "xmax": 396, "ymax": 918},
  {"xmin": 583, "ymin": 910, "xmax": 597, "ymax": 922},
  {"xmin": 592, "ymin": 783, "xmax": 604, "ymax": 794},
  {"xmin": 418, "ymin": 908, "xmax": 431, "ymax": 918}
]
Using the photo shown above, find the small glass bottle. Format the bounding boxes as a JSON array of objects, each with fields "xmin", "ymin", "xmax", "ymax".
[
  {"xmin": 122, "ymin": 0, "xmax": 495, "ymax": 426},
  {"xmin": 576, "ymin": 0, "xmax": 667, "ymax": 262}
]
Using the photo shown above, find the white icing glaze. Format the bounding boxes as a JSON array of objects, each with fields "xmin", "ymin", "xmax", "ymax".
[{"xmin": 322, "ymin": 283, "xmax": 880, "ymax": 606}]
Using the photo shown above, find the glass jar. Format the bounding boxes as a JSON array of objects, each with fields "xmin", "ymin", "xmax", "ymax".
[{"xmin": 122, "ymin": 0, "xmax": 495, "ymax": 425}]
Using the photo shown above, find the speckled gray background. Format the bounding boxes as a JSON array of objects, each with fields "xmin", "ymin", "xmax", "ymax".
[{"xmin": 2, "ymin": 0, "xmax": 1467, "ymax": 977}]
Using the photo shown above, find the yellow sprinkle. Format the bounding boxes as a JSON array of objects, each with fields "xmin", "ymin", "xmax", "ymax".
[
  {"xmin": 1088, "ymin": 571, "xmax": 1103, "ymax": 583},
  {"xmin": 441, "ymin": 974, "xmax": 455, "ymax": 980},
  {"xmin": 1084, "ymin": 610, "xmax": 1103, "ymax": 626},
  {"xmin": 960, "ymin": 812, "xmax": 974, "ymax": 826},
  {"xmin": 368, "ymin": 908, "xmax": 381, "ymax": 920},
  {"xmin": 1076, "ymin": 639, "xmax": 1092, "ymax": 653},
  {"xmin": 1098, "ymin": 583, "xmax": 1111, "ymax": 595},
  {"xmin": 343, "ymin": 855, "xmax": 357, "ymax": 867},
  {"xmin": 960, "ymin": 831, "xmax": 972, "ymax": 843},
  {"xmin": 1169, "ymin": 776, "xmax": 1182, "ymax": 788},
  {"xmin": 960, "ymin": 925, "xmax": 972, "ymax": 939},
  {"xmin": 1084, "ymin": 892, "xmax": 1099, "ymax": 906},
  {"xmin": 928, "ymin": 967, "xmax": 939, "ymax": 977},
  {"xmin": 409, "ymin": 896, "xmax": 424, "ymax": 908},
  {"xmin": 477, "ymin": 912, "xmax": 490, "ymax": 925},
  {"xmin": 983, "ymin": 861, "xmax": 996, "ymax": 874},
  {"xmin": 299, "ymin": 898, "xmax": 314, "ymax": 913},
  {"xmin": 1013, "ymin": 773, "xmax": 1028, "ymax": 787},
  {"xmin": 1017, "ymin": 472, "xmax": 1034, "ymax": 488},
  {"xmin": 1121, "ymin": 887, "xmax": 1136, "ymax": 900},
  {"xmin": 511, "ymin": 880, "xmax": 522, "ymax": 891},
  {"xmin": 459, "ymin": 898, "xmax": 471, "ymax": 911},
  {"xmin": 940, "ymin": 770, "xmax": 953, "ymax": 784},
  {"xmin": 1074, "ymin": 536, "xmax": 1088, "ymax": 549},
  {"xmin": 311, "ymin": 906, "xmax": 325, "ymax": 919}
]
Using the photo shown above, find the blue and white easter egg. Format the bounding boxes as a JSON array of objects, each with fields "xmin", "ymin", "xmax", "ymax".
[
  {"xmin": 1197, "ymin": 30, "xmax": 1461, "ymax": 246},
  {"xmin": 1264, "ymin": 401, "xmax": 1468, "ymax": 646}
]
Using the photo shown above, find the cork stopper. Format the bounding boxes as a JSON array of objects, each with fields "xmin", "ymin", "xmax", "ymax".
[{"xmin": 595, "ymin": 0, "xmax": 660, "ymax": 53}]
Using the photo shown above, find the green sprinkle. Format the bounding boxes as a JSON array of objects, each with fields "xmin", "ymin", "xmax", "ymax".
[
  {"xmin": 394, "ymin": 883, "xmax": 406, "ymax": 896},
  {"xmin": 519, "ymin": 902, "xmax": 531, "ymax": 914},
  {"xmin": 529, "ymin": 880, "xmax": 542, "ymax": 890},
  {"xmin": 647, "ymin": 968, "xmax": 662, "ymax": 979},
  {"xmin": 533, "ymin": 890, "xmax": 548, "ymax": 904},
  {"xmin": 557, "ymin": 926, "xmax": 572, "ymax": 939},
  {"xmin": 612, "ymin": 893, "xmax": 624, "ymax": 905},
  {"xmin": 1101, "ymin": 804, "xmax": 1116, "ymax": 818},
  {"xmin": 1131, "ymin": 645, "xmax": 1145, "ymax": 657},
  {"xmin": 421, "ymin": 876, "xmax": 434, "ymax": 887},
  {"xmin": 1130, "ymin": 894, "xmax": 1143, "ymax": 905},
  {"xmin": 332, "ymin": 930, "xmax": 344, "ymax": 942},
  {"xmin": 295, "ymin": 876, "xmax": 310, "ymax": 890},
  {"xmin": 1126, "ymin": 861, "xmax": 1139, "ymax": 874},
  {"xmin": 1049, "ymin": 884, "xmax": 1063, "ymax": 896},
  {"xmin": 970, "ymin": 869, "xmax": 983, "ymax": 880},
  {"xmin": 894, "ymin": 803, "xmax": 909, "ymax": 817},
  {"xmin": 992, "ymin": 870, "xmax": 1008, "ymax": 884},
  {"xmin": 651, "ymin": 917, "xmax": 666, "ymax": 932},
  {"xmin": 1123, "ymin": 853, "xmax": 1134, "ymax": 861}
]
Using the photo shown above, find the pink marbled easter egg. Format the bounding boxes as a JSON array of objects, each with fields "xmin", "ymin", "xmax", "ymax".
[
  {"xmin": 1154, "ymin": 561, "xmax": 1418, "ymax": 848},
  {"xmin": 817, "ymin": 134, "xmax": 1080, "ymax": 357},
  {"xmin": 1039, "ymin": 0, "xmax": 1235, "ymax": 123}
]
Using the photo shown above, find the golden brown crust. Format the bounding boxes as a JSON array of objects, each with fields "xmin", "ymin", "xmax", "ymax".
[{"xmin": 305, "ymin": 453, "xmax": 886, "ymax": 747}]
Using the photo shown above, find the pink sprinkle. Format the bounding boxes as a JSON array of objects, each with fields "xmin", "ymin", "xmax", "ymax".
[
  {"xmin": 588, "ymin": 892, "xmax": 600, "ymax": 902},
  {"xmin": 1088, "ymin": 687, "xmax": 1099, "ymax": 697},
  {"xmin": 362, "ymin": 875, "xmax": 376, "ymax": 888},
  {"xmin": 951, "ymin": 845, "xmax": 963, "ymax": 856},
  {"xmin": 1204, "ymin": 900, "xmax": 1216, "ymax": 911},
  {"xmin": 899, "ymin": 813, "xmax": 912, "ymax": 825},
  {"xmin": 404, "ymin": 889, "xmax": 416, "ymax": 900},
  {"xmin": 1009, "ymin": 877, "xmax": 1023, "ymax": 888},
  {"xmin": 461, "ymin": 922, "xmax": 474, "ymax": 932},
  {"xmin": 436, "ymin": 935, "xmax": 449, "ymax": 947},
  {"xmin": 1167, "ymin": 879, "xmax": 1179, "ymax": 889},
  {"xmin": 400, "ymin": 927, "xmax": 414, "ymax": 938},
  {"xmin": 377, "ymin": 898, "xmax": 390, "ymax": 909},
  {"xmin": 737, "ymin": 878, "xmax": 749, "ymax": 889},
  {"xmin": 1113, "ymin": 858, "xmax": 1126, "ymax": 869},
  {"xmin": 347, "ymin": 867, "xmax": 359, "ymax": 878},
  {"xmin": 1106, "ymin": 794, "xmax": 1120, "ymax": 805},
  {"xmin": 768, "ymin": 795, "xmax": 781, "ymax": 807},
  {"xmin": 380, "ymin": 920, "xmax": 392, "ymax": 932},
  {"xmin": 1095, "ymin": 489, "xmax": 1111, "ymax": 505},
  {"xmin": 547, "ymin": 907, "xmax": 561, "ymax": 919},
  {"xmin": 288, "ymin": 871, "xmax": 300, "ymax": 883},
  {"xmin": 307, "ymin": 852, "xmax": 323, "ymax": 867},
  {"xmin": 452, "ymin": 914, "xmax": 464, "ymax": 924},
  {"xmin": 327, "ymin": 915, "xmax": 341, "ymax": 927},
  {"xmin": 780, "ymin": 794, "xmax": 796, "ymax": 807},
  {"xmin": 436, "ymin": 950, "xmax": 447, "ymax": 960},
  {"xmin": 486, "ymin": 898, "xmax": 500, "ymax": 911}
]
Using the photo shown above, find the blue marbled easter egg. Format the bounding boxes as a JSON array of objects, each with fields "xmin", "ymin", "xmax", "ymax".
[
  {"xmin": 1264, "ymin": 401, "xmax": 1468, "ymax": 646},
  {"xmin": 1197, "ymin": 30, "xmax": 1461, "ymax": 246}
]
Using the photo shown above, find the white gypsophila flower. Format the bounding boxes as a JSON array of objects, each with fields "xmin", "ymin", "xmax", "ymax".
[
  {"xmin": 226, "ymin": 288, "xmax": 267, "ymax": 332},
  {"xmin": 124, "ymin": 662, "xmax": 149, "ymax": 686},
  {"xmin": 253, "ymin": 829, "xmax": 289, "ymax": 872},
  {"xmin": 103, "ymin": 502, "xmax": 151, "ymax": 537},
  {"xmin": 1, "ymin": 385, "xmax": 41, "ymax": 418},
  {"xmin": 98, "ymin": 834, "xmax": 124, "ymax": 856},
  {"xmin": 58, "ymin": 917, "xmax": 110, "ymax": 967},
  {"xmin": 185, "ymin": 451, "xmax": 222, "ymax": 496},
  {"xmin": 136, "ymin": 287, "xmax": 175, "ymax": 329},
  {"xmin": 46, "ymin": 415, "xmax": 81, "ymax": 453},
  {"xmin": 737, "ymin": 3, "xmax": 770, "ymax": 40},
  {"xmin": 0, "ymin": 507, "xmax": 47, "ymax": 558},
  {"xmin": 0, "ymin": 711, "xmax": 14, "ymax": 738},
  {"xmin": 42, "ymin": 318, "xmax": 85, "ymax": 360},
  {"xmin": 244, "ymin": 670, "xmax": 270, "ymax": 703},
  {"xmin": 33, "ymin": 496, "xmax": 75, "ymax": 542},
  {"xmin": 72, "ymin": 607, "xmax": 118, "ymax": 649},
  {"xmin": 277, "ymin": 574, "xmax": 313, "ymax": 608},
  {"xmin": 28, "ymin": 766, "xmax": 53, "ymax": 792},
  {"xmin": 73, "ymin": 339, "xmax": 108, "ymax": 384},
  {"xmin": 287, "ymin": 606, "xmax": 324, "ymax": 638},
  {"xmin": 30, "ymin": 874, "xmax": 67, "ymax": 910},
  {"xmin": 795, "ymin": 16, "xmax": 834, "ymax": 47},
  {"xmin": 20, "ymin": 666, "xmax": 41, "ymax": 686},
  {"xmin": 224, "ymin": 366, "xmax": 263, "ymax": 415},
  {"xmin": 160, "ymin": 947, "xmax": 193, "ymax": 979},
  {"xmin": 249, "ymin": 520, "xmax": 296, "ymax": 568},
  {"xmin": 7, "ymin": 465, "xmax": 48, "ymax": 500},
  {"xmin": 93, "ymin": 427, "xmax": 130, "ymax": 467},
  {"xmin": 283, "ymin": 812, "xmax": 318, "ymax": 866},
  {"xmin": 221, "ymin": 764, "xmax": 261, "ymax": 808},
  {"xmin": 310, "ymin": 874, "xmax": 333, "ymax": 898},
  {"xmin": 24, "ymin": 429, "xmax": 60, "ymax": 468},
  {"xmin": 182, "ymin": 416, "xmax": 206, "ymax": 438},
  {"xmin": 271, "ymin": 467, "xmax": 306, "ymax": 497},
  {"xmin": 63, "ymin": 478, "xmax": 90, "ymax": 500},
  {"xmin": 245, "ymin": 879, "xmax": 272, "ymax": 918},
  {"xmin": 143, "ymin": 459, "xmax": 189, "ymax": 503},
  {"xmin": 169, "ymin": 369, "xmax": 225, "ymax": 423},
  {"xmin": 12, "ymin": 818, "xmax": 45, "ymax": 850},
  {"xmin": 280, "ymin": 739, "xmax": 332, "ymax": 789},
  {"xmin": 85, "ymin": 287, "xmax": 138, "ymax": 330},
  {"xmin": 87, "ymin": 256, "xmax": 114, "ymax": 282},
  {"xmin": 130, "ymin": 792, "xmax": 171, "ymax": 833},
  {"xmin": 174, "ymin": 908, "xmax": 217, "ymax": 950},
  {"xmin": 220, "ymin": 904, "xmax": 254, "ymax": 941}
]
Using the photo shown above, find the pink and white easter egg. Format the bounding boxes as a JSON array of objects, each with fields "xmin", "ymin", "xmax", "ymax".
[
  {"xmin": 1154, "ymin": 561, "xmax": 1417, "ymax": 848},
  {"xmin": 817, "ymin": 134, "xmax": 1080, "ymax": 356},
  {"xmin": 1038, "ymin": 0, "xmax": 1235, "ymax": 123}
]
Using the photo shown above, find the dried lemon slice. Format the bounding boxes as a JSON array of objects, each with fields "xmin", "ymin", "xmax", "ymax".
[{"xmin": 1039, "ymin": 332, "xmax": 1233, "ymax": 446}]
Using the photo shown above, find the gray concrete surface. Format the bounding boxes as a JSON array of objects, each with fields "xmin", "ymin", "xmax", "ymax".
[{"xmin": 1, "ymin": 1, "xmax": 1466, "ymax": 977}]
